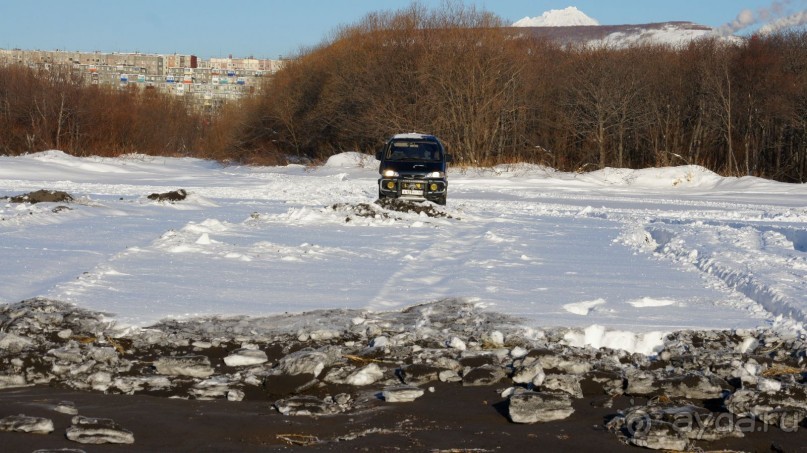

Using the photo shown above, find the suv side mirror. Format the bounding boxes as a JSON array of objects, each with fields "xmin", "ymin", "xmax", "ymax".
[
  {"xmin": 375, "ymin": 149, "xmax": 383, "ymax": 160},
  {"xmin": 445, "ymin": 154, "xmax": 453, "ymax": 163}
]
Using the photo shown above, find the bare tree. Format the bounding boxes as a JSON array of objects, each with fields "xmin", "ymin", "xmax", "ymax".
[{"xmin": 565, "ymin": 47, "xmax": 646, "ymax": 169}]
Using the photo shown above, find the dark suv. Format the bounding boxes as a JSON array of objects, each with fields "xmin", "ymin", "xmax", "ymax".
[{"xmin": 376, "ymin": 133, "xmax": 452, "ymax": 205}]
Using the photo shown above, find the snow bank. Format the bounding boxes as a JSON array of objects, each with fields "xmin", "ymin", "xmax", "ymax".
[
  {"xmin": 581, "ymin": 165, "xmax": 724, "ymax": 189},
  {"xmin": 562, "ymin": 325, "xmax": 666, "ymax": 356},
  {"xmin": 323, "ymin": 152, "xmax": 376, "ymax": 169}
]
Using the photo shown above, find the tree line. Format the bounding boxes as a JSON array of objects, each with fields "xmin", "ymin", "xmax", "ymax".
[
  {"xmin": 253, "ymin": 4, "xmax": 807, "ymax": 181},
  {"xmin": 0, "ymin": 65, "xmax": 203, "ymax": 157},
  {"xmin": 2, "ymin": 3, "xmax": 806, "ymax": 182}
]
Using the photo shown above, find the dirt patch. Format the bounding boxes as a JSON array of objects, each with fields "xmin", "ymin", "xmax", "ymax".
[
  {"xmin": 147, "ymin": 189, "xmax": 187, "ymax": 202},
  {"xmin": 329, "ymin": 199, "xmax": 453, "ymax": 223},
  {"xmin": 4, "ymin": 190, "xmax": 73, "ymax": 204},
  {"xmin": 375, "ymin": 198, "xmax": 452, "ymax": 218}
]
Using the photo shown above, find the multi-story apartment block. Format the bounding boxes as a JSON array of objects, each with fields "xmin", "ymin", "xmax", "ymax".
[{"xmin": 0, "ymin": 48, "xmax": 286, "ymax": 109}]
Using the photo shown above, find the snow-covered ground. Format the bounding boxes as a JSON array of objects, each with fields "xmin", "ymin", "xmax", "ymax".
[
  {"xmin": 593, "ymin": 24, "xmax": 720, "ymax": 48},
  {"xmin": 1, "ymin": 151, "xmax": 806, "ymax": 354}
]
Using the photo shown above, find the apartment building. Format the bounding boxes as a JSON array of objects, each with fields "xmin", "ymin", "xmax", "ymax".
[{"xmin": 0, "ymin": 48, "xmax": 286, "ymax": 109}]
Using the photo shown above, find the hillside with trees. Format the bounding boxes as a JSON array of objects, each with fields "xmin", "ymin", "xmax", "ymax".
[{"xmin": 1, "ymin": 3, "xmax": 806, "ymax": 181}]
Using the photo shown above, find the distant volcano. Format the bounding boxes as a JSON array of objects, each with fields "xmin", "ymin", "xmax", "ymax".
[{"xmin": 512, "ymin": 6, "xmax": 599, "ymax": 27}]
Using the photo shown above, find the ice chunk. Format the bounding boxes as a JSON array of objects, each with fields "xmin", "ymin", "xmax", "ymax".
[
  {"xmin": 154, "ymin": 355, "xmax": 214, "ymax": 378},
  {"xmin": 0, "ymin": 333, "xmax": 34, "ymax": 352},
  {"xmin": 0, "ymin": 414, "xmax": 54, "ymax": 434},
  {"xmin": 66, "ymin": 416, "xmax": 134, "ymax": 444},
  {"xmin": 447, "ymin": 336, "xmax": 467, "ymax": 351},
  {"xmin": 509, "ymin": 391, "xmax": 575, "ymax": 423},
  {"xmin": 344, "ymin": 363, "xmax": 384, "ymax": 386},
  {"xmin": 278, "ymin": 350, "xmax": 328, "ymax": 377},
  {"xmin": 382, "ymin": 386, "xmax": 425, "ymax": 402},
  {"xmin": 223, "ymin": 348, "xmax": 268, "ymax": 367}
]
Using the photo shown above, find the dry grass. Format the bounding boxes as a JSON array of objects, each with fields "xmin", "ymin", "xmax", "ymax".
[
  {"xmin": 277, "ymin": 434, "xmax": 319, "ymax": 446},
  {"xmin": 342, "ymin": 354, "xmax": 395, "ymax": 365},
  {"xmin": 761, "ymin": 365, "xmax": 804, "ymax": 377}
]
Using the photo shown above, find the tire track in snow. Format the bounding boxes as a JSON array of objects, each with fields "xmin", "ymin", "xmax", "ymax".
[
  {"xmin": 366, "ymin": 218, "xmax": 502, "ymax": 311},
  {"xmin": 643, "ymin": 221, "xmax": 807, "ymax": 324},
  {"xmin": 367, "ymin": 229, "xmax": 461, "ymax": 310}
]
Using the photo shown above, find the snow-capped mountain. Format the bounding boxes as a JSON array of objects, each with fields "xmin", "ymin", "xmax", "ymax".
[
  {"xmin": 511, "ymin": 6, "xmax": 734, "ymax": 48},
  {"xmin": 512, "ymin": 6, "xmax": 599, "ymax": 27}
]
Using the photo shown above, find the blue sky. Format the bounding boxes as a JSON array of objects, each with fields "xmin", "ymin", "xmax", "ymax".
[{"xmin": 1, "ymin": 0, "xmax": 804, "ymax": 59}]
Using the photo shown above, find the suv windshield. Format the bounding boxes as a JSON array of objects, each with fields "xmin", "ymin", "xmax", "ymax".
[{"xmin": 385, "ymin": 141, "xmax": 442, "ymax": 162}]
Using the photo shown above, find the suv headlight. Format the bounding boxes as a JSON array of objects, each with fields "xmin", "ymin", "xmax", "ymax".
[
  {"xmin": 382, "ymin": 169, "xmax": 399, "ymax": 177},
  {"xmin": 426, "ymin": 171, "xmax": 445, "ymax": 178}
]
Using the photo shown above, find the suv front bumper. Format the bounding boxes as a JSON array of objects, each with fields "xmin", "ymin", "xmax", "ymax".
[{"xmin": 378, "ymin": 178, "xmax": 447, "ymax": 202}]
